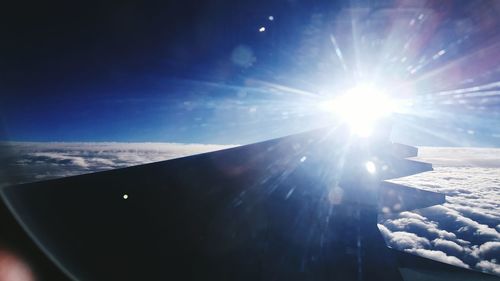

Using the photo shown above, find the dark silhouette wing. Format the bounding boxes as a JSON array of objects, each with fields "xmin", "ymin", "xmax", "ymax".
[{"xmin": 1, "ymin": 126, "xmax": 497, "ymax": 280}]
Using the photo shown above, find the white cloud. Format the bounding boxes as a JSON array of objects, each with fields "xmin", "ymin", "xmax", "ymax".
[
  {"xmin": 472, "ymin": 242, "xmax": 500, "ymax": 260},
  {"xmin": 384, "ymin": 217, "xmax": 457, "ymax": 240},
  {"xmin": 380, "ymin": 146, "xmax": 500, "ymax": 275},
  {"xmin": 405, "ymin": 249, "xmax": 469, "ymax": 269},
  {"xmin": 416, "ymin": 147, "xmax": 500, "ymax": 168},
  {"xmin": 398, "ymin": 211, "xmax": 426, "ymax": 220},
  {"xmin": 379, "ymin": 226, "xmax": 431, "ymax": 250},
  {"xmin": 32, "ymin": 152, "xmax": 90, "ymax": 168},
  {"xmin": 476, "ymin": 260, "xmax": 500, "ymax": 275},
  {"xmin": 432, "ymin": 238, "xmax": 465, "ymax": 256}
]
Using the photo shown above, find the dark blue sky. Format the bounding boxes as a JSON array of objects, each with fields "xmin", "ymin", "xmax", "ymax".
[{"xmin": 1, "ymin": 0, "xmax": 499, "ymax": 146}]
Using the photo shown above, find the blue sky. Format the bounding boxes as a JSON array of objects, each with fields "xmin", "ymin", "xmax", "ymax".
[{"xmin": 1, "ymin": 0, "xmax": 499, "ymax": 146}]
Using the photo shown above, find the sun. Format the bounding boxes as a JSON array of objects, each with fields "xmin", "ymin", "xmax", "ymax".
[{"xmin": 320, "ymin": 84, "xmax": 395, "ymax": 137}]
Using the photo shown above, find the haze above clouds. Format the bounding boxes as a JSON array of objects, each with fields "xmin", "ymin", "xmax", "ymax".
[{"xmin": 0, "ymin": 143, "xmax": 498, "ymax": 275}]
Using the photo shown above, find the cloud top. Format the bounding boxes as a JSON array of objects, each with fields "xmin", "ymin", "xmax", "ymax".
[
  {"xmin": 0, "ymin": 142, "xmax": 236, "ymax": 186},
  {"xmin": 381, "ymin": 146, "xmax": 500, "ymax": 275}
]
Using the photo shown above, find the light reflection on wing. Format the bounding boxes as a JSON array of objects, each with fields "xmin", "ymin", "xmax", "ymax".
[{"xmin": 1, "ymin": 125, "xmax": 497, "ymax": 280}]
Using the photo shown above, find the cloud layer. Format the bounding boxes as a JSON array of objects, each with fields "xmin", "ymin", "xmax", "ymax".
[
  {"xmin": 379, "ymin": 147, "xmax": 500, "ymax": 275},
  {"xmin": 0, "ymin": 142, "xmax": 235, "ymax": 186},
  {"xmin": 0, "ymin": 143, "xmax": 498, "ymax": 275}
]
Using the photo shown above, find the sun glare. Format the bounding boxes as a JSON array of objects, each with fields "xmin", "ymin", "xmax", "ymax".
[{"xmin": 320, "ymin": 84, "xmax": 395, "ymax": 137}]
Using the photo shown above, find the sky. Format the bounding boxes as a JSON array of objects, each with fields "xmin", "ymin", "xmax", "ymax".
[
  {"xmin": 1, "ymin": 0, "xmax": 500, "ymax": 146},
  {"xmin": 1, "ymin": 1, "xmax": 499, "ymax": 277},
  {"xmin": 0, "ymin": 142, "xmax": 498, "ymax": 275}
]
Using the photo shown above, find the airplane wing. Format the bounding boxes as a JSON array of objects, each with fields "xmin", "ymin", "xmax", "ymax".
[{"xmin": 0, "ymin": 125, "xmax": 497, "ymax": 280}]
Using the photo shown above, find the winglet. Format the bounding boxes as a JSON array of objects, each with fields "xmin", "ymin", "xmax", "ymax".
[
  {"xmin": 391, "ymin": 143, "xmax": 418, "ymax": 158},
  {"xmin": 380, "ymin": 158, "xmax": 433, "ymax": 180},
  {"xmin": 378, "ymin": 181, "xmax": 445, "ymax": 214},
  {"xmin": 378, "ymin": 144, "xmax": 443, "ymax": 213}
]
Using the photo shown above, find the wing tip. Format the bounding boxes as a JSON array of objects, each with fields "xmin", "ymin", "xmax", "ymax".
[{"xmin": 378, "ymin": 182, "xmax": 445, "ymax": 213}]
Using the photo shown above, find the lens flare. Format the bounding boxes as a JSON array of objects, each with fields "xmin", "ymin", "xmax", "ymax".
[
  {"xmin": 365, "ymin": 161, "xmax": 377, "ymax": 174},
  {"xmin": 0, "ymin": 250, "xmax": 34, "ymax": 281}
]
